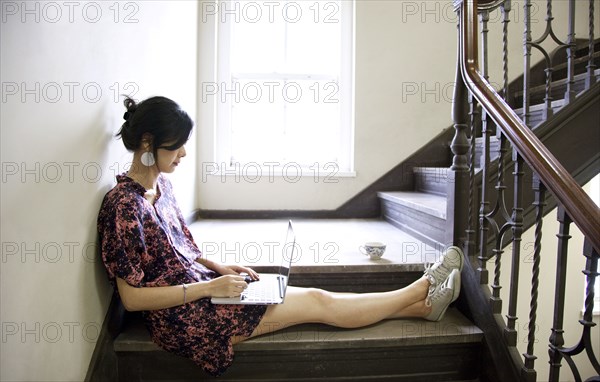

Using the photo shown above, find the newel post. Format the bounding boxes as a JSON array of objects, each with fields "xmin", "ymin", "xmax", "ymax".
[{"xmin": 446, "ymin": 17, "xmax": 471, "ymax": 250}]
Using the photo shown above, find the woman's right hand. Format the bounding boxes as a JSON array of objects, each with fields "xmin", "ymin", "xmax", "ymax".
[{"xmin": 208, "ymin": 275, "xmax": 248, "ymax": 298}]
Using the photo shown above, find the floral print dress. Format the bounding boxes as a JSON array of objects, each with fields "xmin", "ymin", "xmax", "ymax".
[{"xmin": 97, "ymin": 173, "xmax": 266, "ymax": 376}]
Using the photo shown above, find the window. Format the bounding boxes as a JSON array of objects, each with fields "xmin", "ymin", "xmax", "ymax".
[{"xmin": 213, "ymin": 0, "xmax": 354, "ymax": 176}]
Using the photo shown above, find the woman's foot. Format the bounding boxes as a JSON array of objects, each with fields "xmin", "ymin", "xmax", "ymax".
[
  {"xmin": 424, "ymin": 246, "xmax": 464, "ymax": 295},
  {"xmin": 424, "ymin": 268, "xmax": 461, "ymax": 322}
]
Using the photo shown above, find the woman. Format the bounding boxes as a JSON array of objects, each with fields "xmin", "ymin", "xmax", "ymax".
[{"xmin": 98, "ymin": 96, "xmax": 463, "ymax": 377}]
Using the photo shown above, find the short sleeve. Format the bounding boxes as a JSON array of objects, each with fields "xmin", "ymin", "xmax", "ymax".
[{"xmin": 98, "ymin": 199, "xmax": 146, "ymax": 288}]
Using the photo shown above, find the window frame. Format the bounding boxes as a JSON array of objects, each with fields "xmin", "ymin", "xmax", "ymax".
[{"xmin": 213, "ymin": 0, "xmax": 356, "ymax": 178}]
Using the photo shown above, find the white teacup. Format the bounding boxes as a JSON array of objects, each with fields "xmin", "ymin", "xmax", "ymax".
[{"xmin": 359, "ymin": 242, "xmax": 386, "ymax": 259}]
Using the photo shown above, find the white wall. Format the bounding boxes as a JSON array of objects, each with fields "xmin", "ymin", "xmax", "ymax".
[{"xmin": 0, "ymin": 2, "xmax": 197, "ymax": 381}]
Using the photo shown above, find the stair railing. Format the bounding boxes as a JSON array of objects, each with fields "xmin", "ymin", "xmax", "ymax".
[{"xmin": 448, "ymin": 0, "xmax": 600, "ymax": 381}]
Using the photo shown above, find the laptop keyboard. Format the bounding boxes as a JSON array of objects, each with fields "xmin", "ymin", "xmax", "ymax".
[{"xmin": 241, "ymin": 278, "xmax": 282, "ymax": 302}]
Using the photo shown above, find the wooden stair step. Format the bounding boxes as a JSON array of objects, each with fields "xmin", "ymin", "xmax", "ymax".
[
  {"xmin": 377, "ymin": 192, "xmax": 446, "ymax": 220},
  {"xmin": 115, "ymin": 308, "xmax": 482, "ymax": 353},
  {"xmin": 413, "ymin": 167, "xmax": 449, "ymax": 197},
  {"xmin": 377, "ymin": 192, "xmax": 447, "ymax": 250},
  {"xmin": 114, "ymin": 308, "xmax": 483, "ymax": 381}
]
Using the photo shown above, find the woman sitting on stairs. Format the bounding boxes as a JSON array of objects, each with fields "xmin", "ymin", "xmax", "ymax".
[{"xmin": 97, "ymin": 96, "xmax": 464, "ymax": 377}]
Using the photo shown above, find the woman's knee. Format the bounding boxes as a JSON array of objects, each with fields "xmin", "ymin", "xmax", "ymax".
[
  {"xmin": 305, "ymin": 288, "xmax": 334, "ymax": 309},
  {"xmin": 265, "ymin": 287, "xmax": 336, "ymax": 325}
]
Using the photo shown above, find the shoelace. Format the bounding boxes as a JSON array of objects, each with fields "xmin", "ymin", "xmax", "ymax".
[
  {"xmin": 425, "ymin": 277, "xmax": 451, "ymax": 306},
  {"xmin": 425, "ymin": 273, "xmax": 436, "ymax": 297},
  {"xmin": 424, "ymin": 261, "xmax": 452, "ymax": 295}
]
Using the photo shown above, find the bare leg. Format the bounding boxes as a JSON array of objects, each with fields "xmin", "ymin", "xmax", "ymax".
[
  {"xmin": 232, "ymin": 276, "xmax": 432, "ymax": 344},
  {"xmin": 389, "ymin": 299, "xmax": 430, "ymax": 319}
]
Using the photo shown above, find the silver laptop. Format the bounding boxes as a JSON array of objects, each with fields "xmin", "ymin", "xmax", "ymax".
[{"xmin": 211, "ymin": 220, "xmax": 295, "ymax": 305}]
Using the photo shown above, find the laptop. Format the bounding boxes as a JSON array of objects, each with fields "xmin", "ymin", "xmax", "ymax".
[{"xmin": 211, "ymin": 220, "xmax": 295, "ymax": 305}]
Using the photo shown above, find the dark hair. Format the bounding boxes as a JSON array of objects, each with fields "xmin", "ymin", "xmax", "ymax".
[{"xmin": 116, "ymin": 96, "xmax": 193, "ymax": 154}]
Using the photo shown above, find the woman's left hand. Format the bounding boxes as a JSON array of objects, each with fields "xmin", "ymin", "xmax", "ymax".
[{"xmin": 227, "ymin": 265, "xmax": 260, "ymax": 281}]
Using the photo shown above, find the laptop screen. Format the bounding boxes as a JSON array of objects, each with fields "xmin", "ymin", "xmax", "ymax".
[{"xmin": 278, "ymin": 220, "xmax": 295, "ymax": 296}]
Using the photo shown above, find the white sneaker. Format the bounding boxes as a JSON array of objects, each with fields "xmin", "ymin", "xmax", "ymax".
[
  {"xmin": 424, "ymin": 246, "xmax": 464, "ymax": 295},
  {"xmin": 424, "ymin": 268, "xmax": 461, "ymax": 322}
]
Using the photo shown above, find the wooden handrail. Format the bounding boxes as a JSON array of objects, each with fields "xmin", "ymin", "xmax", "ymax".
[{"xmin": 458, "ymin": 0, "xmax": 600, "ymax": 253}]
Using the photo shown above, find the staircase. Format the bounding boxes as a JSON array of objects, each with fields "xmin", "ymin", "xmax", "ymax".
[{"xmin": 379, "ymin": 66, "xmax": 600, "ymax": 252}]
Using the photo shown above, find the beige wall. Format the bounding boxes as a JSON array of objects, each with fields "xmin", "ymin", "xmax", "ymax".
[{"xmin": 0, "ymin": 2, "xmax": 197, "ymax": 381}]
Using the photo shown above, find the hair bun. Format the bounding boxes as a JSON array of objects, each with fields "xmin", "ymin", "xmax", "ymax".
[
  {"xmin": 116, "ymin": 95, "xmax": 193, "ymax": 154},
  {"xmin": 123, "ymin": 97, "xmax": 137, "ymax": 114},
  {"xmin": 122, "ymin": 97, "xmax": 138, "ymax": 125},
  {"xmin": 124, "ymin": 96, "xmax": 137, "ymax": 109}
]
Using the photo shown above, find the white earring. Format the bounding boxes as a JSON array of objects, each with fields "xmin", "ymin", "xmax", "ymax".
[{"xmin": 140, "ymin": 151, "xmax": 155, "ymax": 167}]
